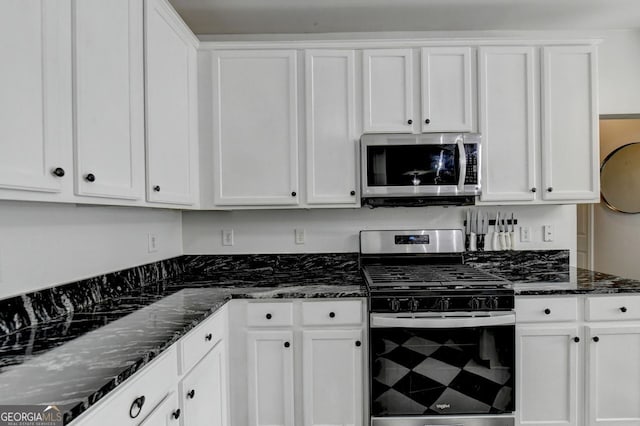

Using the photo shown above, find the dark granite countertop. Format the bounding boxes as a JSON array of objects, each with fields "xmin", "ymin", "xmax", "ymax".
[
  {"xmin": 0, "ymin": 274, "xmax": 365, "ymax": 424},
  {"xmin": 510, "ymin": 267, "xmax": 640, "ymax": 295}
]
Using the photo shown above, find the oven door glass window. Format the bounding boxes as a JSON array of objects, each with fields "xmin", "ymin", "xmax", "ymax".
[
  {"xmin": 366, "ymin": 144, "xmax": 460, "ymax": 187},
  {"xmin": 370, "ymin": 325, "xmax": 515, "ymax": 416}
]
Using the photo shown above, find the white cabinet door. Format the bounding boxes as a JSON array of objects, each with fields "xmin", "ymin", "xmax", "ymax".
[
  {"xmin": 138, "ymin": 391, "xmax": 180, "ymax": 426},
  {"xmin": 305, "ymin": 50, "xmax": 358, "ymax": 205},
  {"xmin": 0, "ymin": 0, "xmax": 69, "ymax": 193},
  {"xmin": 144, "ymin": 0, "xmax": 198, "ymax": 205},
  {"xmin": 421, "ymin": 47, "xmax": 474, "ymax": 132},
  {"xmin": 479, "ymin": 46, "xmax": 537, "ymax": 202},
  {"xmin": 302, "ymin": 329, "xmax": 363, "ymax": 426},
  {"xmin": 516, "ymin": 325, "xmax": 580, "ymax": 426},
  {"xmin": 72, "ymin": 0, "xmax": 145, "ymax": 200},
  {"xmin": 541, "ymin": 45, "xmax": 599, "ymax": 202},
  {"xmin": 247, "ymin": 330, "xmax": 295, "ymax": 426},
  {"xmin": 212, "ymin": 50, "xmax": 299, "ymax": 206},
  {"xmin": 362, "ymin": 49, "xmax": 414, "ymax": 133},
  {"xmin": 586, "ymin": 325, "xmax": 640, "ymax": 426},
  {"xmin": 181, "ymin": 342, "xmax": 228, "ymax": 426}
]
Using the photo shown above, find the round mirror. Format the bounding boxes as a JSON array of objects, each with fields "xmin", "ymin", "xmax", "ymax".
[{"xmin": 601, "ymin": 142, "xmax": 640, "ymax": 213}]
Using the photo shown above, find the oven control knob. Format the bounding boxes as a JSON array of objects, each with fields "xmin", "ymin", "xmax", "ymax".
[
  {"xmin": 471, "ymin": 297, "xmax": 481, "ymax": 310},
  {"xmin": 487, "ymin": 297, "xmax": 499, "ymax": 310},
  {"xmin": 409, "ymin": 298, "xmax": 420, "ymax": 312},
  {"xmin": 438, "ymin": 297, "xmax": 451, "ymax": 311},
  {"xmin": 390, "ymin": 298, "xmax": 400, "ymax": 312}
]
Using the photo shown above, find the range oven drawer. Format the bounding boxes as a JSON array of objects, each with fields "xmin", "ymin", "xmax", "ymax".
[{"xmin": 371, "ymin": 415, "xmax": 515, "ymax": 426}]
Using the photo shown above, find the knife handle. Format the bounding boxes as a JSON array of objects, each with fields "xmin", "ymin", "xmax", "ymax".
[
  {"xmin": 469, "ymin": 232, "xmax": 477, "ymax": 251},
  {"xmin": 465, "ymin": 234, "xmax": 470, "ymax": 251},
  {"xmin": 504, "ymin": 232, "xmax": 511, "ymax": 250},
  {"xmin": 478, "ymin": 234, "xmax": 484, "ymax": 251},
  {"xmin": 492, "ymin": 232, "xmax": 500, "ymax": 251},
  {"xmin": 509, "ymin": 231, "xmax": 517, "ymax": 250},
  {"xmin": 499, "ymin": 232, "xmax": 507, "ymax": 250}
]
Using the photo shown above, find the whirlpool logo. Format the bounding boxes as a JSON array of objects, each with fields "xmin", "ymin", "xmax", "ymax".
[{"xmin": 435, "ymin": 403, "xmax": 451, "ymax": 410}]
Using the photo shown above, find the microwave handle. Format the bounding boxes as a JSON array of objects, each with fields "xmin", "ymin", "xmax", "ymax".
[
  {"xmin": 370, "ymin": 313, "xmax": 516, "ymax": 329},
  {"xmin": 457, "ymin": 138, "xmax": 467, "ymax": 192}
]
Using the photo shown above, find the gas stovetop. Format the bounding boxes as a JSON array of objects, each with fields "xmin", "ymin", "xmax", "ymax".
[{"xmin": 359, "ymin": 229, "xmax": 514, "ymax": 313}]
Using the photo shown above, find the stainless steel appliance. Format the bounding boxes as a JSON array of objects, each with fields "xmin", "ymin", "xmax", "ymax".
[
  {"xmin": 360, "ymin": 133, "xmax": 481, "ymax": 207},
  {"xmin": 360, "ymin": 230, "xmax": 515, "ymax": 426}
]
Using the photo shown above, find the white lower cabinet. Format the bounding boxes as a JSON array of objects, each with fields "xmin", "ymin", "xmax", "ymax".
[
  {"xmin": 586, "ymin": 325, "xmax": 640, "ymax": 425},
  {"xmin": 247, "ymin": 330, "xmax": 295, "ymax": 426},
  {"xmin": 139, "ymin": 391, "xmax": 181, "ymax": 426},
  {"xmin": 517, "ymin": 295, "xmax": 640, "ymax": 426},
  {"xmin": 516, "ymin": 325, "xmax": 580, "ymax": 426},
  {"xmin": 302, "ymin": 329, "xmax": 363, "ymax": 426},
  {"xmin": 181, "ymin": 340, "xmax": 228, "ymax": 426}
]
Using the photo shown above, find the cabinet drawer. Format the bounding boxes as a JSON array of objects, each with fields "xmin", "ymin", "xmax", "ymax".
[
  {"xmin": 516, "ymin": 297, "xmax": 578, "ymax": 323},
  {"xmin": 180, "ymin": 309, "xmax": 226, "ymax": 374},
  {"xmin": 73, "ymin": 346, "xmax": 178, "ymax": 426},
  {"xmin": 302, "ymin": 300, "xmax": 363, "ymax": 326},
  {"xmin": 247, "ymin": 302, "xmax": 293, "ymax": 327},
  {"xmin": 586, "ymin": 295, "xmax": 640, "ymax": 321}
]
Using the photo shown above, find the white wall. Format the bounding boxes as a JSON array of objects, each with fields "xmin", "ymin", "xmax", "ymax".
[
  {"xmin": 597, "ymin": 29, "xmax": 640, "ymax": 115},
  {"xmin": 0, "ymin": 201, "xmax": 183, "ymax": 299},
  {"xmin": 183, "ymin": 205, "xmax": 577, "ymax": 263}
]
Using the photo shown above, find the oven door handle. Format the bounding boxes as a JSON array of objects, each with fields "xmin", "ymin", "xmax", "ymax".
[
  {"xmin": 457, "ymin": 136, "xmax": 467, "ymax": 192},
  {"xmin": 370, "ymin": 313, "xmax": 515, "ymax": 329}
]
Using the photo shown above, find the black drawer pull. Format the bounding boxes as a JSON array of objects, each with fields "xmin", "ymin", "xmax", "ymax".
[
  {"xmin": 85, "ymin": 173, "xmax": 95, "ymax": 182},
  {"xmin": 129, "ymin": 395, "xmax": 145, "ymax": 419},
  {"xmin": 52, "ymin": 167, "xmax": 65, "ymax": 177},
  {"xmin": 573, "ymin": 336, "xmax": 580, "ymax": 343},
  {"xmin": 266, "ymin": 313, "xmax": 272, "ymax": 320},
  {"xmin": 187, "ymin": 389, "xmax": 196, "ymax": 399},
  {"xmin": 593, "ymin": 336, "xmax": 600, "ymax": 343},
  {"xmin": 329, "ymin": 312, "xmax": 336, "ymax": 318},
  {"xmin": 205, "ymin": 333, "xmax": 212, "ymax": 341},
  {"xmin": 621, "ymin": 306, "xmax": 628, "ymax": 313},
  {"xmin": 544, "ymin": 308, "xmax": 551, "ymax": 315},
  {"xmin": 284, "ymin": 341, "xmax": 290, "ymax": 348},
  {"xmin": 172, "ymin": 409, "xmax": 181, "ymax": 420},
  {"xmin": 355, "ymin": 340, "xmax": 361, "ymax": 347},
  {"xmin": 153, "ymin": 185, "xmax": 161, "ymax": 192}
]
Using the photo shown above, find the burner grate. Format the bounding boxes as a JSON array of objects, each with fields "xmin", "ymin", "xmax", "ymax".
[{"xmin": 364, "ymin": 264, "xmax": 508, "ymax": 289}]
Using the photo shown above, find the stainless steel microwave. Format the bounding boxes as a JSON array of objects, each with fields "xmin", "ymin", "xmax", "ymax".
[{"xmin": 360, "ymin": 133, "xmax": 481, "ymax": 206}]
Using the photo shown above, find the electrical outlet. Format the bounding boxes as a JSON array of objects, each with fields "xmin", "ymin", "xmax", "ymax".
[
  {"xmin": 543, "ymin": 225, "xmax": 554, "ymax": 242},
  {"xmin": 520, "ymin": 227, "xmax": 531, "ymax": 242},
  {"xmin": 148, "ymin": 233, "xmax": 159, "ymax": 253},
  {"xmin": 295, "ymin": 228, "xmax": 305, "ymax": 245},
  {"xmin": 222, "ymin": 229, "xmax": 234, "ymax": 246}
]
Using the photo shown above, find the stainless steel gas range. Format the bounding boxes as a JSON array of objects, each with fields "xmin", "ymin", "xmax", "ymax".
[{"xmin": 360, "ymin": 229, "xmax": 515, "ymax": 426}]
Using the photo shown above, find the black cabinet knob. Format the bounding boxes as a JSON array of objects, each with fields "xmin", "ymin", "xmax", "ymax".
[
  {"xmin": 425, "ymin": 118, "xmax": 431, "ymax": 124},
  {"xmin": 574, "ymin": 336, "xmax": 580, "ymax": 343},
  {"xmin": 153, "ymin": 185, "xmax": 160, "ymax": 192},
  {"xmin": 593, "ymin": 336, "xmax": 600, "ymax": 342},
  {"xmin": 350, "ymin": 190, "xmax": 356, "ymax": 196},
  {"xmin": 52, "ymin": 167, "xmax": 65, "ymax": 177},
  {"xmin": 85, "ymin": 173, "xmax": 95, "ymax": 182},
  {"xmin": 544, "ymin": 308, "xmax": 551, "ymax": 315},
  {"xmin": 329, "ymin": 312, "xmax": 336, "ymax": 318},
  {"xmin": 187, "ymin": 389, "xmax": 195, "ymax": 399},
  {"xmin": 205, "ymin": 333, "xmax": 212, "ymax": 341},
  {"xmin": 621, "ymin": 306, "xmax": 628, "ymax": 313},
  {"xmin": 291, "ymin": 191, "xmax": 297, "ymax": 197},
  {"xmin": 547, "ymin": 187, "xmax": 553, "ymax": 192},
  {"xmin": 284, "ymin": 341, "xmax": 290, "ymax": 348},
  {"xmin": 172, "ymin": 409, "xmax": 181, "ymax": 420},
  {"xmin": 407, "ymin": 119, "xmax": 413, "ymax": 125},
  {"xmin": 355, "ymin": 340, "xmax": 362, "ymax": 347},
  {"xmin": 531, "ymin": 187, "xmax": 537, "ymax": 193},
  {"xmin": 266, "ymin": 313, "xmax": 272, "ymax": 320},
  {"xmin": 129, "ymin": 395, "xmax": 146, "ymax": 419}
]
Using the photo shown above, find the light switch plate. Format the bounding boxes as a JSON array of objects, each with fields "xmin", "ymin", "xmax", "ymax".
[
  {"xmin": 222, "ymin": 229, "xmax": 234, "ymax": 246},
  {"xmin": 295, "ymin": 228, "xmax": 305, "ymax": 245},
  {"xmin": 543, "ymin": 225, "xmax": 554, "ymax": 242},
  {"xmin": 148, "ymin": 233, "xmax": 159, "ymax": 253},
  {"xmin": 520, "ymin": 227, "xmax": 531, "ymax": 242}
]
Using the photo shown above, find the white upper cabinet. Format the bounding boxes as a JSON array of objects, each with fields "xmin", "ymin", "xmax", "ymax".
[
  {"xmin": 305, "ymin": 50, "xmax": 359, "ymax": 206},
  {"xmin": 211, "ymin": 50, "xmax": 299, "ymax": 206},
  {"xmin": 421, "ymin": 47, "xmax": 475, "ymax": 132},
  {"xmin": 72, "ymin": 0, "xmax": 145, "ymax": 200},
  {"xmin": 541, "ymin": 45, "xmax": 599, "ymax": 202},
  {"xmin": 479, "ymin": 46, "xmax": 537, "ymax": 202},
  {"xmin": 362, "ymin": 49, "xmax": 414, "ymax": 133},
  {"xmin": 144, "ymin": 0, "xmax": 198, "ymax": 205},
  {"xmin": 0, "ymin": 0, "xmax": 70, "ymax": 193}
]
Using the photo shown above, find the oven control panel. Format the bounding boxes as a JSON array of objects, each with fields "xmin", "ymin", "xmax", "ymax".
[{"xmin": 370, "ymin": 293, "xmax": 514, "ymax": 313}]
